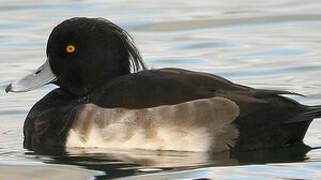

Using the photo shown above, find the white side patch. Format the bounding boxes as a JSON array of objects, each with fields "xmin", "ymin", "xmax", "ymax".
[
  {"xmin": 66, "ymin": 123, "xmax": 211, "ymax": 152},
  {"xmin": 65, "ymin": 97, "xmax": 240, "ymax": 152}
]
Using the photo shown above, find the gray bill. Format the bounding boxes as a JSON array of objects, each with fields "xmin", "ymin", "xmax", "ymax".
[{"xmin": 5, "ymin": 59, "xmax": 57, "ymax": 93}]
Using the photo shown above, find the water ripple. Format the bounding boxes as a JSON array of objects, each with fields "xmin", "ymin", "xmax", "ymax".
[
  {"xmin": 136, "ymin": 15, "xmax": 321, "ymax": 32},
  {"xmin": 0, "ymin": 0, "xmax": 321, "ymax": 179}
]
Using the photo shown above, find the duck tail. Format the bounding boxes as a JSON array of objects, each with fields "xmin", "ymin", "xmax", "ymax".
[
  {"xmin": 277, "ymin": 105, "xmax": 321, "ymax": 146},
  {"xmin": 305, "ymin": 105, "xmax": 321, "ymax": 118},
  {"xmin": 283, "ymin": 105, "xmax": 321, "ymax": 124}
]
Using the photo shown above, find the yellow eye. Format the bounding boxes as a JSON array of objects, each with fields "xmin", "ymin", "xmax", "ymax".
[{"xmin": 66, "ymin": 45, "xmax": 76, "ymax": 53}]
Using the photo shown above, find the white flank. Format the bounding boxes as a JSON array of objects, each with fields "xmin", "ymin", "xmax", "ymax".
[{"xmin": 65, "ymin": 97, "xmax": 240, "ymax": 152}]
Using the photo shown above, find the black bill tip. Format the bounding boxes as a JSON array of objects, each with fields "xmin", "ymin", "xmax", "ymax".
[{"xmin": 5, "ymin": 84, "xmax": 12, "ymax": 93}]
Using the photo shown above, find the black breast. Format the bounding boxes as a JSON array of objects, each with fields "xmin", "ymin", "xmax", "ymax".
[{"xmin": 23, "ymin": 89, "xmax": 81, "ymax": 152}]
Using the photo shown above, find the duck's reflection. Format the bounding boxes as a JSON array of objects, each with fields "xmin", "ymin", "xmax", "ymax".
[{"xmin": 25, "ymin": 143, "xmax": 312, "ymax": 179}]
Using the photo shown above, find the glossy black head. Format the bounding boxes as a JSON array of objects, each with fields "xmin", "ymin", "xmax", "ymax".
[{"xmin": 46, "ymin": 17, "xmax": 146, "ymax": 96}]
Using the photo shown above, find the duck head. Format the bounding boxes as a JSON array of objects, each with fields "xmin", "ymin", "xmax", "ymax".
[{"xmin": 6, "ymin": 17, "xmax": 146, "ymax": 96}]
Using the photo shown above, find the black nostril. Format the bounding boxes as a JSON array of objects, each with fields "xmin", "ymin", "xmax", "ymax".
[{"xmin": 35, "ymin": 70, "xmax": 41, "ymax": 75}]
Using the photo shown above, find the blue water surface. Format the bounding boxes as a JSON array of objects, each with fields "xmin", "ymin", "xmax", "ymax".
[{"xmin": 1, "ymin": 0, "xmax": 321, "ymax": 179}]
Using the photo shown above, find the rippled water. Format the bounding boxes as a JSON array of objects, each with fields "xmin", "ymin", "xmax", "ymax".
[{"xmin": 1, "ymin": 0, "xmax": 321, "ymax": 179}]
